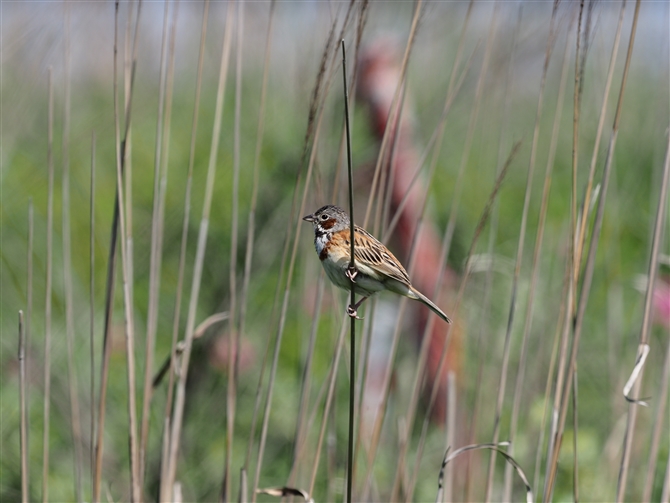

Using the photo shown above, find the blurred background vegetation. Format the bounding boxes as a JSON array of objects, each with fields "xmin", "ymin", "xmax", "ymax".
[{"xmin": 1, "ymin": 1, "xmax": 669, "ymax": 502}]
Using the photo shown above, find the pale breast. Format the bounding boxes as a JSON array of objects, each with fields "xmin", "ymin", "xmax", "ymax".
[{"xmin": 318, "ymin": 230, "xmax": 385, "ymax": 296}]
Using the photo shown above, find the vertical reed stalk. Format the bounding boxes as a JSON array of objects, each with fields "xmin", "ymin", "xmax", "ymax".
[
  {"xmin": 140, "ymin": 0, "xmax": 171, "ymax": 481},
  {"xmin": 643, "ymin": 327, "xmax": 670, "ymax": 501},
  {"xmin": 289, "ymin": 64, "xmax": 359, "ymax": 480},
  {"xmin": 543, "ymin": 258, "xmax": 575, "ymax": 502},
  {"xmin": 251, "ymin": 68, "xmax": 327, "ymax": 503},
  {"xmin": 42, "ymin": 66, "xmax": 54, "ymax": 503},
  {"xmin": 308, "ymin": 317, "xmax": 350, "ymax": 497},
  {"xmin": 387, "ymin": 5, "xmax": 475, "ymax": 497},
  {"xmin": 166, "ymin": 3, "xmax": 234, "ymax": 493},
  {"xmin": 484, "ymin": 6, "xmax": 558, "ymax": 500},
  {"xmin": 140, "ymin": 0, "xmax": 178, "ymax": 486},
  {"xmin": 238, "ymin": 0, "xmax": 276, "ymax": 380},
  {"xmin": 93, "ymin": 157, "xmax": 117, "ymax": 502},
  {"xmin": 241, "ymin": 1, "xmax": 283, "ymax": 483},
  {"xmin": 364, "ymin": 200, "xmax": 441, "ymax": 499},
  {"xmin": 545, "ymin": 1, "xmax": 641, "ymax": 497},
  {"xmin": 113, "ymin": 2, "xmax": 144, "ymax": 500},
  {"xmin": 238, "ymin": 4, "xmax": 278, "ymax": 484},
  {"xmin": 575, "ymin": 0, "xmax": 626, "ymax": 272},
  {"xmin": 503, "ymin": 20, "xmax": 571, "ymax": 502},
  {"xmin": 362, "ymin": 0, "xmax": 423, "ymax": 229},
  {"xmin": 568, "ymin": 4, "xmax": 590, "ymax": 492},
  {"xmin": 361, "ymin": 132, "xmax": 449, "ymax": 494},
  {"xmin": 471, "ymin": 7, "xmax": 522, "ymax": 502},
  {"xmin": 25, "ymin": 200, "xmax": 33, "ymax": 502},
  {"xmin": 542, "ymin": 10, "xmax": 579, "ymax": 497},
  {"xmin": 159, "ymin": 2, "xmax": 209, "ymax": 499},
  {"xmin": 61, "ymin": 6, "xmax": 84, "ymax": 499},
  {"xmin": 533, "ymin": 257, "xmax": 570, "ymax": 494},
  {"xmin": 94, "ymin": 2, "xmax": 142, "ymax": 499},
  {"xmin": 476, "ymin": 6, "xmax": 539, "ymax": 502},
  {"xmin": 251, "ymin": 10, "xmax": 349, "ymax": 497},
  {"xmin": 340, "ymin": 40, "xmax": 356, "ymax": 503},
  {"xmin": 617, "ymin": 87, "xmax": 670, "ymax": 503},
  {"xmin": 407, "ymin": 142, "xmax": 520, "ymax": 500},
  {"xmin": 573, "ymin": 367, "xmax": 579, "ymax": 501},
  {"xmin": 223, "ymin": 3, "xmax": 244, "ymax": 500},
  {"xmin": 663, "ymin": 456, "xmax": 670, "ymax": 503},
  {"xmin": 570, "ymin": 0, "xmax": 584, "ymax": 304},
  {"xmin": 89, "ymin": 133, "xmax": 96, "ymax": 494},
  {"xmin": 123, "ymin": 0, "xmax": 135, "ymax": 330},
  {"xmin": 443, "ymin": 372, "xmax": 456, "ymax": 503},
  {"xmin": 287, "ymin": 274, "xmax": 326, "ymax": 481},
  {"xmin": 19, "ymin": 310, "xmax": 28, "ymax": 503},
  {"xmin": 115, "ymin": 51, "xmax": 140, "ymax": 503}
]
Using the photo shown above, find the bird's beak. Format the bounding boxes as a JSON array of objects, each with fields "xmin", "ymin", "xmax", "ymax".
[{"xmin": 302, "ymin": 214, "xmax": 315, "ymax": 223}]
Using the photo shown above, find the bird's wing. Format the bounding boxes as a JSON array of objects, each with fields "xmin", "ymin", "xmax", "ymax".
[{"xmin": 352, "ymin": 226, "xmax": 412, "ymax": 286}]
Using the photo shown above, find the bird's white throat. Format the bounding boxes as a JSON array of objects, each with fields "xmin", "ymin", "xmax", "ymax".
[{"xmin": 315, "ymin": 233, "xmax": 329, "ymax": 256}]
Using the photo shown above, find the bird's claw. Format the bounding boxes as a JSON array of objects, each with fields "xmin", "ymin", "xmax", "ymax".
[
  {"xmin": 347, "ymin": 305, "xmax": 363, "ymax": 320},
  {"xmin": 346, "ymin": 266, "xmax": 358, "ymax": 283}
]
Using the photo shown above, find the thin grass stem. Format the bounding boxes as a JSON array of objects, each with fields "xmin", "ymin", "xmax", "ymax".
[
  {"xmin": 443, "ymin": 372, "xmax": 456, "ymax": 503},
  {"xmin": 575, "ymin": 0, "xmax": 626, "ymax": 275},
  {"xmin": 159, "ymin": 2, "xmax": 209, "ymax": 499},
  {"xmin": 362, "ymin": 168, "xmax": 452, "ymax": 499},
  {"xmin": 42, "ymin": 65, "xmax": 54, "ymax": 503},
  {"xmin": 222, "ymin": 3, "xmax": 244, "ymax": 501},
  {"xmin": 240, "ymin": 5, "xmax": 280, "ymax": 486},
  {"xmin": 287, "ymin": 274, "xmax": 326, "ymax": 485},
  {"xmin": 386, "ymin": 5, "xmax": 476, "ymax": 498},
  {"xmin": 484, "ymin": 3, "xmax": 558, "ymax": 499},
  {"xmin": 166, "ymin": 3, "xmax": 234, "ymax": 494},
  {"xmin": 113, "ymin": 1, "xmax": 144, "ymax": 500},
  {"xmin": 362, "ymin": 0, "xmax": 423, "ymax": 229},
  {"xmin": 19, "ymin": 310, "xmax": 28, "ymax": 503},
  {"xmin": 407, "ymin": 141, "xmax": 521, "ymax": 500},
  {"xmin": 534, "ymin": 254, "xmax": 571, "ymax": 495},
  {"xmin": 503, "ymin": 17, "xmax": 571, "ymax": 502},
  {"xmin": 93, "ymin": 2, "xmax": 142, "ymax": 499},
  {"xmin": 308, "ymin": 316, "xmax": 350, "ymax": 496},
  {"xmin": 61, "ymin": 7, "xmax": 84, "ymax": 498},
  {"xmin": 123, "ymin": 2, "xmax": 136, "ymax": 317},
  {"xmin": 470, "ymin": 7, "xmax": 523, "ymax": 502},
  {"xmin": 251, "ymin": 11, "xmax": 350, "ymax": 499},
  {"xmin": 545, "ymin": 1, "xmax": 642, "ymax": 497},
  {"xmin": 140, "ymin": 0, "xmax": 173, "ymax": 487},
  {"xmin": 663, "ymin": 455, "xmax": 670, "ymax": 503},
  {"xmin": 340, "ymin": 39, "xmax": 357, "ymax": 503},
  {"xmin": 238, "ymin": 0, "xmax": 275, "ymax": 394},
  {"xmin": 570, "ymin": 0, "xmax": 585, "ymax": 316},
  {"xmin": 89, "ymin": 133, "xmax": 96, "ymax": 495},
  {"xmin": 260, "ymin": 10, "xmax": 352, "ymax": 489},
  {"xmin": 288, "ymin": 336, "xmax": 334, "ymax": 484},
  {"xmin": 573, "ymin": 366, "xmax": 579, "ymax": 501},
  {"xmin": 617, "ymin": 79, "xmax": 670, "ymax": 502},
  {"xmin": 643, "ymin": 323, "xmax": 670, "ymax": 502},
  {"xmin": 25, "ymin": 200, "xmax": 33, "ymax": 502}
]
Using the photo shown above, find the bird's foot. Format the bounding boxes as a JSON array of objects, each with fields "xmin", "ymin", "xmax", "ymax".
[
  {"xmin": 347, "ymin": 305, "xmax": 363, "ymax": 320},
  {"xmin": 345, "ymin": 266, "xmax": 358, "ymax": 283}
]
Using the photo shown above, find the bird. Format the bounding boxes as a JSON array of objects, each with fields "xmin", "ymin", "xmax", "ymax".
[{"xmin": 302, "ymin": 204, "xmax": 452, "ymax": 323}]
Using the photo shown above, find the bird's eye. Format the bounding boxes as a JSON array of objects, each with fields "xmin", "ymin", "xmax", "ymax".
[{"xmin": 320, "ymin": 214, "xmax": 328, "ymax": 221}]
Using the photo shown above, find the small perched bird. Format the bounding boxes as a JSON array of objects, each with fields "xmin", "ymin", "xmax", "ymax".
[{"xmin": 303, "ymin": 204, "xmax": 452, "ymax": 323}]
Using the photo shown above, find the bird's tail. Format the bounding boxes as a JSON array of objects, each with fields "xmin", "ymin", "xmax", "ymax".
[{"xmin": 409, "ymin": 288, "xmax": 452, "ymax": 324}]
